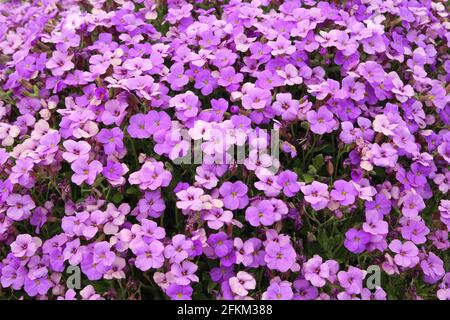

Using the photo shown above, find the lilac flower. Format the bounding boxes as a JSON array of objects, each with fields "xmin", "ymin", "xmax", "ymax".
[
  {"xmin": 242, "ymin": 87, "xmax": 272, "ymax": 110},
  {"xmin": 303, "ymin": 255, "xmax": 330, "ymax": 287},
  {"xmin": 133, "ymin": 240, "xmax": 165, "ymax": 271},
  {"xmin": 71, "ymin": 159, "xmax": 103, "ymax": 186},
  {"xmin": 338, "ymin": 267, "xmax": 366, "ymax": 294},
  {"xmin": 401, "ymin": 219, "xmax": 430, "ymax": 244},
  {"xmin": 46, "ymin": 51, "xmax": 74, "ymax": 76},
  {"xmin": 344, "ymin": 228, "xmax": 371, "ymax": 254},
  {"xmin": 208, "ymin": 232, "xmax": 233, "ymax": 258},
  {"xmin": 421, "ymin": 252, "xmax": 445, "ymax": 284},
  {"xmin": 264, "ymin": 241, "xmax": 297, "ymax": 273},
  {"xmin": 245, "ymin": 200, "xmax": 276, "ymax": 227},
  {"xmin": 293, "ymin": 279, "xmax": 319, "ymax": 300},
  {"xmin": 170, "ymin": 261, "xmax": 199, "ymax": 286},
  {"xmin": 229, "ymin": 271, "xmax": 256, "ymax": 297},
  {"xmin": 401, "ymin": 192, "xmax": 426, "ymax": 217},
  {"xmin": 219, "ymin": 181, "xmax": 249, "ymax": 210},
  {"xmin": 0, "ymin": 0, "xmax": 448, "ymax": 302},
  {"xmin": 62, "ymin": 140, "xmax": 91, "ymax": 163},
  {"xmin": 306, "ymin": 106, "xmax": 338, "ymax": 135},
  {"xmin": 166, "ymin": 284, "xmax": 193, "ymax": 300},
  {"xmin": 129, "ymin": 160, "xmax": 172, "ymax": 191},
  {"xmin": 167, "ymin": 63, "xmax": 189, "ymax": 90},
  {"xmin": 96, "ymin": 127, "xmax": 124, "ymax": 155},
  {"xmin": 301, "ymin": 182, "xmax": 329, "ymax": 210},
  {"xmin": 389, "ymin": 240, "xmax": 419, "ymax": 268},
  {"xmin": 330, "ymin": 180, "xmax": 358, "ymax": 206},
  {"xmin": 6, "ymin": 194, "xmax": 35, "ymax": 221},
  {"xmin": 277, "ymin": 170, "xmax": 301, "ymax": 197},
  {"xmin": 262, "ymin": 280, "xmax": 294, "ymax": 300},
  {"xmin": 11, "ymin": 234, "xmax": 42, "ymax": 258},
  {"xmin": 363, "ymin": 212, "xmax": 389, "ymax": 236}
]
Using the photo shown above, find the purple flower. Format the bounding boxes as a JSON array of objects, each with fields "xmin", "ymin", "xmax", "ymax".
[
  {"xmin": 101, "ymin": 99, "xmax": 127, "ymax": 126},
  {"xmin": 330, "ymin": 180, "xmax": 358, "ymax": 206},
  {"xmin": 11, "ymin": 234, "xmax": 42, "ymax": 258},
  {"xmin": 24, "ymin": 275, "xmax": 52, "ymax": 297},
  {"xmin": 401, "ymin": 219, "xmax": 430, "ymax": 244},
  {"xmin": 164, "ymin": 235, "xmax": 193, "ymax": 264},
  {"xmin": 127, "ymin": 113, "xmax": 152, "ymax": 139},
  {"xmin": 46, "ymin": 51, "xmax": 74, "ymax": 76},
  {"xmin": 203, "ymin": 208, "xmax": 233, "ymax": 230},
  {"xmin": 277, "ymin": 170, "xmax": 301, "ymax": 197},
  {"xmin": 137, "ymin": 191, "xmax": 166, "ymax": 219},
  {"xmin": 229, "ymin": 271, "xmax": 256, "ymax": 297},
  {"xmin": 62, "ymin": 140, "xmax": 91, "ymax": 163},
  {"xmin": 208, "ymin": 232, "xmax": 233, "ymax": 258},
  {"xmin": 129, "ymin": 160, "xmax": 172, "ymax": 191},
  {"xmin": 363, "ymin": 212, "xmax": 389, "ymax": 235},
  {"xmin": 264, "ymin": 241, "xmax": 296, "ymax": 273},
  {"xmin": 370, "ymin": 143, "xmax": 398, "ymax": 168},
  {"xmin": 96, "ymin": 127, "xmax": 124, "ymax": 155},
  {"xmin": 300, "ymin": 182, "xmax": 329, "ymax": 211},
  {"xmin": 9, "ymin": 157, "xmax": 34, "ymax": 187},
  {"xmin": 337, "ymin": 266, "xmax": 366, "ymax": 294},
  {"xmin": 6, "ymin": 194, "xmax": 35, "ymax": 221},
  {"xmin": 176, "ymin": 186, "xmax": 204, "ymax": 211},
  {"xmin": 421, "ymin": 252, "xmax": 445, "ymax": 284},
  {"xmin": 303, "ymin": 255, "xmax": 330, "ymax": 288},
  {"xmin": 344, "ymin": 228, "xmax": 371, "ymax": 254},
  {"xmin": 166, "ymin": 284, "xmax": 193, "ymax": 300},
  {"xmin": 401, "ymin": 192, "xmax": 426, "ymax": 217},
  {"xmin": 245, "ymin": 200, "xmax": 276, "ymax": 227},
  {"xmin": 365, "ymin": 193, "xmax": 392, "ymax": 217},
  {"xmin": 262, "ymin": 280, "xmax": 294, "ymax": 300},
  {"xmin": 93, "ymin": 241, "xmax": 115, "ymax": 268},
  {"xmin": 293, "ymin": 279, "xmax": 319, "ymax": 300},
  {"xmin": 133, "ymin": 240, "xmax": 165, "ymax": 271},
  {"xmin": 389, "ymin": 240, "xmax": 419, "ymax": 268},
  {"xmin": 268, "ymin": 35, "xmax": 295, "ymax": 56},
  {"xmin": 219, "ymin": 181, "xmax": 249, "ymax": 210},
  {"xmin": 217, "ymin": 66, "xmax": 243, "ymax": 87},
  {"xmin": 357, "ymin": 61, "xmax": 385, "ymax": 84},
  {"xmin": 167, "ymin": 63, "xmax": 189, "ymax": 90},
  {"xmin": 242, "ymin": 87, "xmax": 272, "ymax": 110},
  {"xmin": 0, "ymin": 0, "xmax": 447, "ymax": 302},
  {"xmin": 306, "ymin": 106, "xmax": 338, "ymax": 135},
  {"xmin": 71, "ymin": 159, "xmax": 103, "ymax": 186},
  {"xmin": 170, "ymin": 261, "xmax": 199, "ymax": 286}
]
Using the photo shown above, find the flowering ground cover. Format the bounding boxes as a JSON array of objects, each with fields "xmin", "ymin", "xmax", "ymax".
[{"xmin": 0, "ymin": 0, "xmax": 449, "ymax": 300}]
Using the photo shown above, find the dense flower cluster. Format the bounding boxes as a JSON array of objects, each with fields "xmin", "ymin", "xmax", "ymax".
[{"xmin": 0, "ymin": 0, "xmax": 449, "ymax": 300}]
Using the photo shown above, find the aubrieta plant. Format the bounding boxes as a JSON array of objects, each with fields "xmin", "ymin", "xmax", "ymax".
[{"xmin": 0, "ymin": 0, "xmax": 449, "ymax": 301}]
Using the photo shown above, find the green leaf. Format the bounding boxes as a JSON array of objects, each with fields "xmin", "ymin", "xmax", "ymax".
[
  {"xmin": 111, "ymin": 192, "xmax": 124, "ymax": 204},
  {"xmin": 312, "ymin": 154, "xmax": 324, "ymax": 170},
  {"xmin": 303, "ymin": 173, "xmax": 314, "ymax": 183}
]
